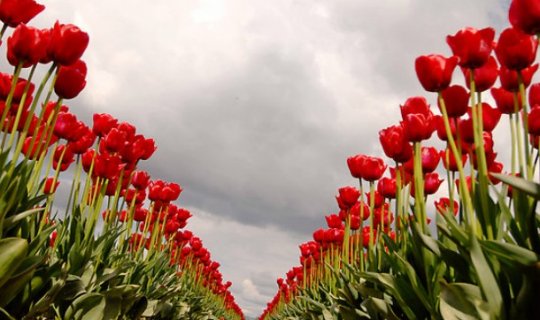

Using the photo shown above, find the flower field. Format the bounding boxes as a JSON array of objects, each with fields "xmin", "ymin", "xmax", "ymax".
[{"xmin": 0, "ymin": 0, "xmax": 540, "ymax": 319}]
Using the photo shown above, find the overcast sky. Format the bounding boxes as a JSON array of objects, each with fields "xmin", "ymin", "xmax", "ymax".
[{"xmin": 27, "ymin": 0, "xmax": 512, "ymax": 317}]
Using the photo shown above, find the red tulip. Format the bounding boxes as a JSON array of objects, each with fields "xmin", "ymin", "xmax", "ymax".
[
  {"xmin": 325, "ymin": 214, "xmax": 343, "ymax": 229},
  {"xmin": 365, "ymin": 190, "xmax": 385, "ymax": 208},
  {"xmin": 434, "ymin": 115, "xmax": 457, "ymax": 142},
  {"xmin": 509, "ymin": 0, "xmax": 540, "ymax": 35},
  {"xmin": 379, "ymin": 124, "xmax": 413, "ymax": 163},
  {"xmin": 438, "ymin": 85, "xmax": 469, "ymax": 118},
  {"xmin": 401, "ymin": 96, "xmax": 435, "ymax": 142},
  {"xmin": 461, "ymin": 56, "xmax": 499, "ymax": 92},
  {"xmin": 441, "ymin": 148, "xmax": 467, "ymax": 172},
  {"xmin": 434, "ymin": 197, "xmax": 458, "ymax": 216},
  {"xmin": 68, "ymin": 125, "xmax": 96, "ymax": 154},
  {"xmin": 499, "ymin": 64, "xmax": 538, "ymax": 92},
  {"xmin": 43, "ymin": 177, "xmax": 59, "ymax": 194},
  {"xmin": 415, "ymin": 54, "xmax": 458, "ymax": 92},
  {"xmin": 102, "ymin": 127, "xmax": 127, "ymax": 154},
  {"xmin": 93, "ymin": 113, "xmax": 118, "ymax": 137},
  {"xmin": 132, "ymin": 170, "xmax": 151, "ymax": 190},
  {"xmin": 312, "ymin": 228, "xmax": 325, "ymax": 243},
  {"xmin": 347, "ymin": 154, "xmax": 365, "ymax": 179},
  {"xmin": 54, "ymin": 112, "xmax": 78, "ymax": 141},
  {"xmin": 50, "ymin": 21, "xmax": 89, "ymax": 66},
  {"xmin": 337, "ymin": 186, "xmax": 360, "ymax": 208},
  {"xmin": 488, "ymin": 161, "xmax": 504, "ymax": 184},
  {"xmin": 424, "ymin": 172, "xmax": 444, "ymax": 195},
  {"xmin": 447, "ymin": 27, "xmax": 495, "ymax": 69},
  {"xmin": 529, "ymin": 105, "xmax": 540, "ymax": 135},
  {"xmin": 361, "ymin": 156, "xmax": 387, "ymax": 181},
  {"xmin": 491, "ymin": 87, "xmax": 522, "ymax": 114},
  {"xmin": 476, "ymin": 103, "xmax": 501, "ymax": 132},
  {"xmin": 0, "ymin": 0, "xmax": 44, "ymax": 27},
  {"xmin": 495, "ymin": 27, "xmax": 538, "ymax": 71},
  {"xmin": 7, "ymin": 23, "xmax": 47, "ymax": 67},
  {"xmin": 374, "ymin": 204, "xmax": 393, "ymax": 226},
  {"xmin": 377, "ymin": 177, "xmax": 397, "ymax": 199},
  {"xmin": 54, "ymin": 59, "xmax": 87, "ymax": 99},
  {"xmin": 529, "ymin": 83, "xmax": 540, "ymax": 107}
]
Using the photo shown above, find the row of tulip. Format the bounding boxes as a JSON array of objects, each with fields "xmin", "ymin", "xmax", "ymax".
[
  {"xmin": 0, "ymin": 1, "xmax": 244, "ymax": 319},
  {"xmin": 260, "ymin": 0, "xmax": 540, "ymax": 319}
]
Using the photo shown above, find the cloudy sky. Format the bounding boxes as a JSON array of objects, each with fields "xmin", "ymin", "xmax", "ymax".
[{"xmin": 28, "ymin": 0, "xmax": 511, "ymax": 317}]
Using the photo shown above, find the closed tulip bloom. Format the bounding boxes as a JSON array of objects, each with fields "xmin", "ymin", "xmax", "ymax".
[
  {"xmin": 365, "ymin": 190, "xmax": 385, "ymax": 208},
  {"xmin": 424, "ymin": 172, "xmax": 444, "ymax": 195},
  {"xmin": 495, "ymin": 27, "xmax": 538, "ymax": 71},
  {"xmin": 401, "ymin": 96, "xmax": 435, "ymax": 142},
  {"xmin": 438, "ymin": 85, "xmax": 469, "ymax": 117},
  {"xmin": 337, "ymin": 186, "xmax": 360, "ymax": 208},
  {"xmin": 50, "ymin": 21, "xmax": 89, "ymax": 66},
  {"xmin": 441, "ymin": 148, "xmax": 468, "ymax": 172},
  {"xmin": 434, "ymin": 197, "xmax": 458, "ymax": 216},
  {"xmin": 347, "ymin": 154, "xmax": 365, "ymax": 179},
  {"xmin": 7, "ymin": 24, "xmax": 47, "ymax": 67},
  {"xmin": 377, "ymin": 177, "xmax": 397, "ymax": 199},
  {"xmin": 361, "ymin": 156, "xmax": 386, "ymax": 181},
  {"xmin": 434, "ymin": 115, "xmax": 457, "ymax": 142},
  {"xmin": 529, "ymin": 83, "xmax": 540, "ymax": 107},
  {"xmin": 379, "ymin": 124, "xmax": 413, "ymax": 163},
  {"xmin": 491, "ymin": 87, "xmax": 522, "ymax": 114},
  {"xmin": 312, "ymin": 228, "xmax": 325, "ymax": 243},
  {"xmin": 132, "ymin": 170, "xmax": 151, "ymax": 190},
  {"xmin": 447, "ymin": 27, "xmax": 495, "ymax": 69},
  {"xmin": 509, "ymin": 0, "xmax": 540, "ymax": 35},
  {"xmin": 325, "ymin": 214, "xmax": 343, "ymax": 229},
  {"xmin": 415, "ymin": 54, "xmax": 459, "ymax": 92},
  {"xmin": 499, "ymin": 64, "xmax": 538, "ymax": 92},
  {"xmin": 53, "ymin": 112, "xmax": 78, "ymax": 141},
  {"xmin": 43, "ymin": 177, "xmax": 59, "ymax": 194},
  {"xmin": 528, "ymin": 105, "xmax": 540, "ymax": 135},
  {"xmin": 102, "ymin": 128, "xmax": 127, "ymax": 154},
  {"xmin": 462, "ymin": 56, "xmax": 499, "ymax": 92},
  {"xmin": 488, "ymin": 161, "xmax": 504, "ymax": 184},
  {"xmin": 93, "ymin": 113, "xmax": 118, "ymax": 137},
  {"xmin": 54, "ymin": 59, "xmax": 87, "ymax": 99},
  {"xmin": 421, "ymin": 146, "xmax": 441, "ymax": 173},
  {"xmin": 0, "ymin": 0, "xmax": 44, "ymax": 27},
  {"xmin": 476, "ymin": 103, "xmax": 502, "ymax": 132}
]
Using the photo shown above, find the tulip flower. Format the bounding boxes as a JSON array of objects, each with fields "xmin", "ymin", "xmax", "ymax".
[
  {"xmin": 346, "ymin": 154, "xmax": 365, "ymax": 179},
  {"xmin": 93, "ymin": 113, "xmax": 118, "ymax": 137},
  {"xmin": 379, "ymin": 124, "xmax": 413, "ymax": 163},
  {"xmin": 0, "ymin": 0, "xmax": 45, "ymax": 27},
  {"xmin": 434, "ymin": 197, "xmax": 458, "ymax": 216},
  {"xmin": 415, "ymin": 54, "xmax": 459, "ymax": 92},
  {"xmin": 438, "ymin": 85, "xmax": 469, "ymax": 118},
  {"xmin": 337, "ymin": 186, "xmax": 360, "ymax": 208},
  {"xmin": 7, "ymin": 23, "xmax": 47, "ymax": 67},
  {"xmin": 528, "ymin": 105, "xmax": 540, "ymax": 135},
  {"xmin": 50, "ymin": 21, "xmax": 89, "ymax": 66},
  {"xmin": 491, "ymin": 87, "xmax": 523, "ymax": 114},
  {"xmin": 325, "ymin": 214, "xmax": 343, "ymax": 229},
  {"xmin": 360, "ymin": 156, "xmax": 387, "ymax": 181},
  {"xmin": 529, "ymin": 83, "xmax": 540, "ymax": 106},
  {"xmin": 495, "ymin": 27, "xmax": 538, "ymax": 71},
  {"xmin": 499, "ymin": 64, "xmax": 538, "ymax": 92},
  {"xmin": 423, "ymin": 172, "xmax": 444, "ymax": 195},
  {"xmin": 54, "ymin": 59, "xmax": 87, "ymax": 99},
  {"xmin": 441, "ymin": 148, "xmax": 468, "ymax": 172},
  {"xmin": 447, "ymin": 27, "xmax": 495, "ymax": 69},
  {"xmin": 43, "ymin": 177, "xmax": 59, "ymax": 194},
  {"xmin": 377, "ymin": 177, "xmax": 397, "ymax": 199},
  {"xmin": 461, "ymin": 56, "xmax": 499, "ymax": 92},
  {"xmin": 400, "ymin": 96, "xmax": 435, "ymax": 142},
  {"xmin": 509, "ymin": 0, "xmax": 540, "ymax": 35}
]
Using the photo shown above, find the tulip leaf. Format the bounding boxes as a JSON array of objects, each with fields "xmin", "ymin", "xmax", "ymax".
[
  {"xmin": 492, "ymin": 173, "xmax": 540, "ymax": 199},
  {"xmin": 0, "ymin": 238, "xmax": 28, "ymax": 288},
  {"xmin": 2, "ymin": 206, "xmax": 45, "ymax": 231},
  {"xmin": 469, "ymin": 236, "xmax": 502, "ymax": 316},
  {"xmin": 480, "ymin": 240, "xmax": 539, "ymax": 267},
  {"xmin": 440, "ymin": 282, "xmax": 490, "ymax": 320}
]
